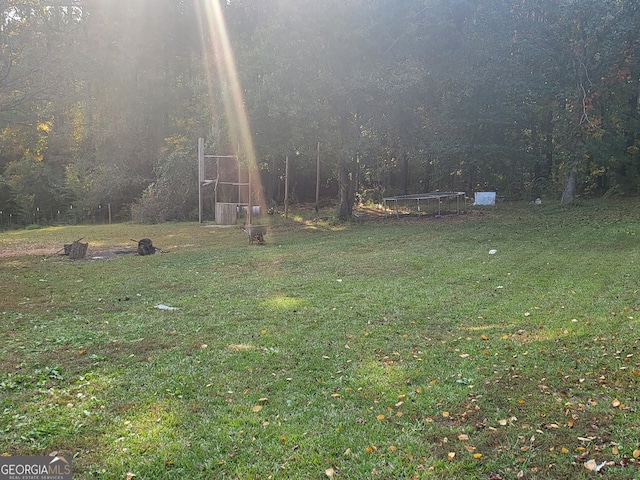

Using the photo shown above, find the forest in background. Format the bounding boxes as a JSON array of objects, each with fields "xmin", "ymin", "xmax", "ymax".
[{"xmin": 0, "ymin": 0, "xmax": 639, "ymax": 225}]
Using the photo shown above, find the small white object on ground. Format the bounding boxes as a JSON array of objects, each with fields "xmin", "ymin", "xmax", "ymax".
[
  {"xmin": 155, "ymin": 304, "xmax": 179, "ymax": 311},
  {"xmin": 489, "ymin": 249, "xmax": 497, "ymax": 255}
]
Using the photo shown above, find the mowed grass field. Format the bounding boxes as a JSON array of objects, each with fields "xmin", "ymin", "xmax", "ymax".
[{"xmin": 1, "ymin": 200, "xmax": 640, "ymax": 479}]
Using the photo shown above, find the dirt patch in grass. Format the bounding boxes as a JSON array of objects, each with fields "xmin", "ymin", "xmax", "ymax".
[
  {"xmin": 0, "ymin": 246, "xmax": 61, "ymax": 257},
  {"xmin": 0, "ymin": 245, "xmax": 139, "ymax": 260},
  {"xmin": 83, "ymin": 248, "xmax": 138, "ymax": 260}
]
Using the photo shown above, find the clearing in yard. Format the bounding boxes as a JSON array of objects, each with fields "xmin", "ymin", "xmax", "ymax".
[{"xmin": 1, "ymin": 200, "xmax": 640, "ymax": 479}]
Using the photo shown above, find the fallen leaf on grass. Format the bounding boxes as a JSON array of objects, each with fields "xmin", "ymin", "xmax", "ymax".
[
  {"xmin": 325, "ymin": 467, "xmax": 335, "ymax": 478},
  {"xmin": 252, "ymin": 405, "xmax": 263, "ymax": 412},
  {"xmin": 457, "ymin": 434, "xmax": 469, "ymax": 442},
  {"xmin": 633, "ymin": 449, "xmax": 640, "ymax": 459},
  {"xmin": 447, "ymin": 452, "xmax": 455, "ymax": 461},
  {"xmin": 125, "ymin": 473, "xmax": 136, "ymax": 480},
  {"xmin": 376, "ymin": 414, "xmax": 385, "ymax": 421},
  {"xmin": 497, "ymin": 416, "xmax": 517, "ymax": 426},
  {"xmin": 612, "ymin": 399, "xmax": 625, "ymax": 409},
  {"xmin": 584, "ymin": 459, "xmax": 606, "ymax": 472}
]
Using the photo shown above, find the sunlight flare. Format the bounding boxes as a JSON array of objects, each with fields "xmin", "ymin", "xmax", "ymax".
[{"xmin": 196, "ymin": 0, "xmax": 265, "ymax": 211}]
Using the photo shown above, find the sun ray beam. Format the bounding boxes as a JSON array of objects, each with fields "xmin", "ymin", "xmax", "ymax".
[{"xmin": 197, "ymin": 0, "xmax": 265, "ymax": 215}]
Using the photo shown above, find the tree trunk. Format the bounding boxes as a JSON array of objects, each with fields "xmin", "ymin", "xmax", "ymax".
[
  {"xmin": 560, "ymin": 162, "xmax": 577, "ymax": 205},
  {"xmin": 401, "ymin": 152, "xmax": 409, "ymax": 194},
  {"xmin": 423, "ymin": 154, "xmax": 432, "ymax": 193},
  {"xmin": 561, "ymin": 133, "xmax": 585, "ymax": 206},
  {"xmin": 545, "ymin": 110, "xmax": 553, "ymax": 177},
  {"xmin": 337, "ymin": 158, "xmax": 353, "ymax": 221}
]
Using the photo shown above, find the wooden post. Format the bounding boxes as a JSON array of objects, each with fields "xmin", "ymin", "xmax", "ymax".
[
  {"xmin": 237, "ymin": 146, "xmax": 242, "ymax": 213},
  {"xmin": 284, "ymin": 155, "xmax": 289, "ymax": 219},
  {"xmin": 315, "ymin": 141, "xmax": 320, "ymax": 212},
  {"xmin": 198, "ymin": 137, "xmax": 204, "ymax": 223},
  {"xmin": 108, "ymin": 203, "xmax": 112, "ymax": 224},
  {"xmin": 247, "ymin": 170, "xmax": 252, "ymax": 226}
]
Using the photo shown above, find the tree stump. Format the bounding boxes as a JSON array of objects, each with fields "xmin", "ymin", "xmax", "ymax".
[
  {"xmin": 243, "ymin": 225, "xmax": 267, "ymax": 244},
  {"xmin": 137, "ymin": 238, "xmax": 156, "ymax": 255},
  {"xmin": 68, "ymin": 241, "xmax": 88, "ymax": 259}
]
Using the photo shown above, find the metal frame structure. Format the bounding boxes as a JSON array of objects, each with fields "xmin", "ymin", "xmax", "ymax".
[
  {"xmin": 383, "ymin": 192, "xmax": 466, "ymax": 218},
  {"xmin": 198, "ymin": 138, "xmax": 249, "ymax": 223}
]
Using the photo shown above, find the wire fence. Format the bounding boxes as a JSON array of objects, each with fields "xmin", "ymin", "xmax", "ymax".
[{"xmin": 0, "ymin": 204, "xmax": 117, "ymax": 230}]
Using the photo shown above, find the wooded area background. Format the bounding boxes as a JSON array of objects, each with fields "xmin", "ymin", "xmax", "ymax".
[{"xmin": 1, "ymin": 0, "xmax": 639, "ymax": 225}]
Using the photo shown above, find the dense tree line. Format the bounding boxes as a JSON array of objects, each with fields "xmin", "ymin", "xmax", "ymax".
[{"xmin": 0, "ymin": 0, "xmax": 639, "ymax": 225}]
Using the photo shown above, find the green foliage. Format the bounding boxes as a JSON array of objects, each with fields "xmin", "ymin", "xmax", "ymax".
[
  {"xmin": 131, "ymin": 136, "xmax": 200, "ymax": 223},
  {"xmin": 1, "ymin": 1, "xmax": 640, "ymax": 222}
]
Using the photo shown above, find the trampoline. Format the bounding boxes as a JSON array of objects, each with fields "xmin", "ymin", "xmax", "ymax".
[{"xmin": 382, "ymin": 192, "xmax": 466, "ymax": 218}]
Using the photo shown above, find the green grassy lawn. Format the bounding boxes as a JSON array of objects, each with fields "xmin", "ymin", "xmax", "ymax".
[{"xmin": 1, "ymin": 200, "xmax": 640, "ymax": 479}]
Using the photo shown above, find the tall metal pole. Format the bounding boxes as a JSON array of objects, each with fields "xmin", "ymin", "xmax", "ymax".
[
  {"xmin": 198, "ymin": 137, "xmax": 204, "ymax": 223},
  {"xmin": 315, "ymin": 141, "xmax": 320, "ymax": 212}
]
